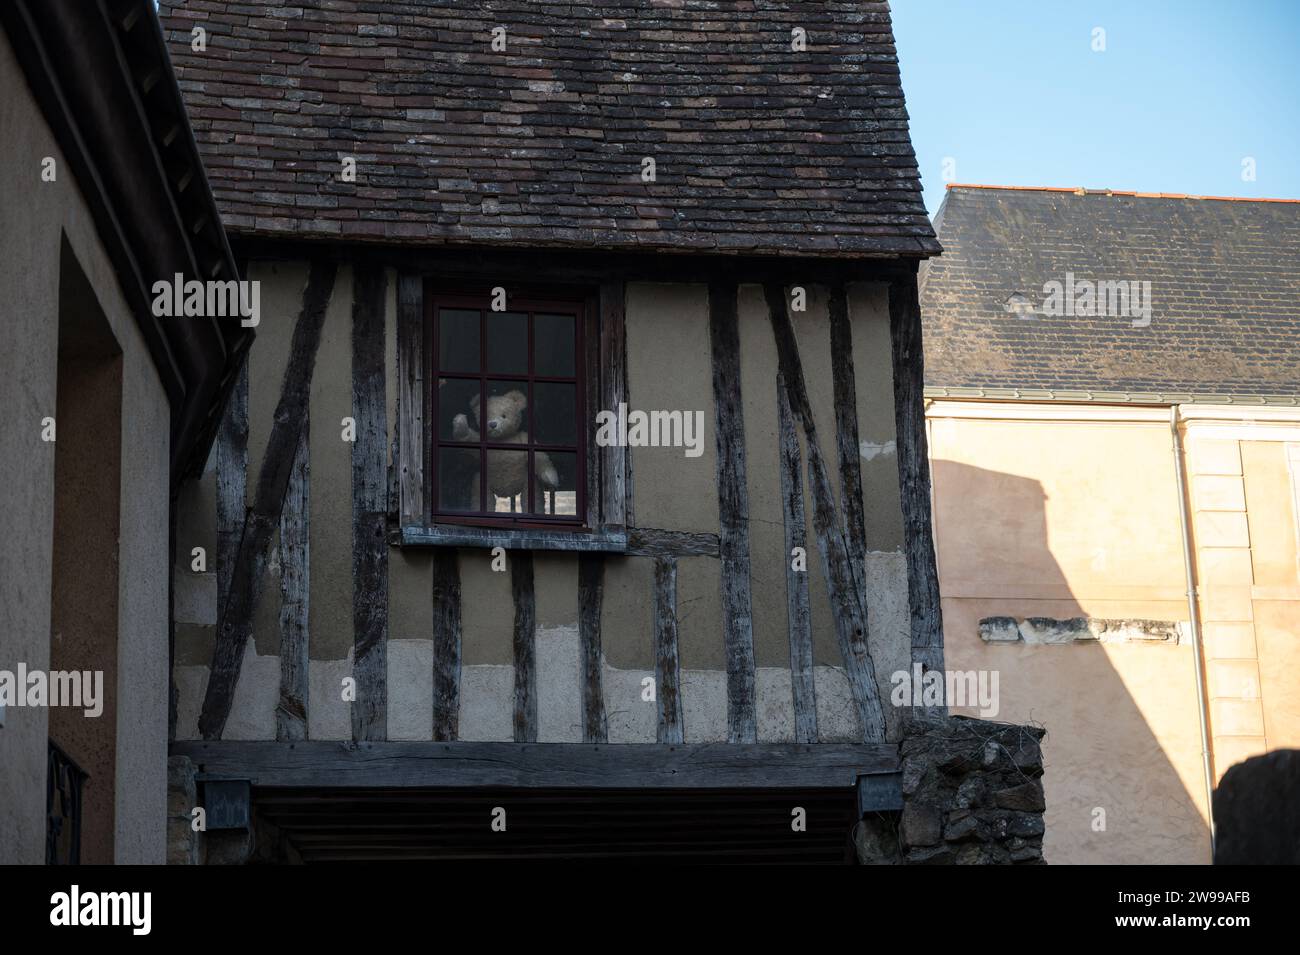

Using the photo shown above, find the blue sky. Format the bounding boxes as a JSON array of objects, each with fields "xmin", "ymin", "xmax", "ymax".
[{"xmin": 890, "ymin": 0, "xmax": 1300, "ymax": 215}]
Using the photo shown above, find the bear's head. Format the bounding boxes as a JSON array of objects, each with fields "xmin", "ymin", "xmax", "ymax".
[{"xmin": 469, "ymin": 389, "xmax": 527, "ymax": 439}]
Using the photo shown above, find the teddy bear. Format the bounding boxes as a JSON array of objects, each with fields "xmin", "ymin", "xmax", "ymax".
[{"xmin": 452, "ymin": 389, "xmax": 559, "ymax": 511}]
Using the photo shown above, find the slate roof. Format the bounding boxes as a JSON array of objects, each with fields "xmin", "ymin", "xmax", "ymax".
[
  {"xmin": 921, "ymin": 186, "xmax": 1300, "ymax": 402},
  {"xmin": 156, "ymin": 0, "xmax": 938, "ymax": 258}
]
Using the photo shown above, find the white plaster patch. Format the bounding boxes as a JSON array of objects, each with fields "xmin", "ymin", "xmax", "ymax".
[
  {"xmin": 755, "ymin": 667, "xmax": 795, "ymax": 742},
  {"xmin": 387, "ymin": 639, "xmax": 432, "ymax": 740},
  {"xmin": 224, "ymin": 642, "xmax": 278, "ymax": 740},
  {"xmin": 859, "ymin": 439, "xmax": 896, "ymax": 462},
  {"xmin": 680, "ymin": 669, "xmax": 728, "ymax": 742},
  {"xmin": 602, "ymin": 664, "xmax": 656, "ymax": 743},
  {"xmin": 536, "ymin": 625, "xmax": 583, "ymax": 742},
  {"xmin": 173, "ymin": 665, "xmax": 208, "ymax": 740},
  {"xmin": 309, "ymin": 656, "xmax": 352, "ymax": 740},
  {"xmin": 813, "ymin": 666, "xmax": 861, "ymax": 741},
  {"xmin": 172, "ymin": 570, "xmax": 217, "ymax": 626},
  {"xmin": 459, "ymin": 665, "xmax": 513, "ymax": 741},
  {"xmin": 864, "ymin": 550, "xmax": 911, "ymax": 738}
]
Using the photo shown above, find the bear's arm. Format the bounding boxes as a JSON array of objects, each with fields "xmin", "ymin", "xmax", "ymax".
[{"xmin": 452, "ymin": 413, "xmax": 478, "ymax": 442}]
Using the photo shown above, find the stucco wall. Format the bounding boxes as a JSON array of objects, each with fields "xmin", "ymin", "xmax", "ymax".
[
  {"xmin": 0, "ymin": 30, "xmax": 171, "ymax": 864},
  {"xmin": 930, "ymin": 401, "xmax": 1300, "ymax": 865},
  {"xmin": 172, "ymin": 269, "xmax": 912, "ymax": 747}
]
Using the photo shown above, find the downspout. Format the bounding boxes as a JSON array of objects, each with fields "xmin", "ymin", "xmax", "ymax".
[{"xmin": 1170, "ymin": 404, "xmax": 1216, "ymax": 861}]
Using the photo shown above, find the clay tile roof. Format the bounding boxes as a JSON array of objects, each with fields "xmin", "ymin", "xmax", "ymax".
[
  {"xmin": 921, "ymin": 185, "xmax": 1300, "ymax": 401},
  {"xmin": 157, "ymin": 0, "xmax": 938, "ymax": 258}
]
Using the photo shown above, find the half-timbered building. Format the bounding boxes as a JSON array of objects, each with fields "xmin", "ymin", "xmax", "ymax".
[{"xmin": 161, "ymin": 0, "xmax": 948, "ymax": 862}]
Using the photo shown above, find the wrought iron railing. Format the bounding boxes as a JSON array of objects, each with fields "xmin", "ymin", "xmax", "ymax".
[{"xmin": 46, "ymin": 741, "xmax": 87, "ymax": 865}]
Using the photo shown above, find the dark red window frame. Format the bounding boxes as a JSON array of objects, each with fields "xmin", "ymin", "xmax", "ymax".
[{"xmin": 427, "ymin": 289, "xmax": 588, "ymax": 530}]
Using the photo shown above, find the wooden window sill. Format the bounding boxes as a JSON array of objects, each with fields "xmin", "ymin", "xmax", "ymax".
[{"xmin": 399, "ymin": 523, "xmax": 628, "ymax": 553}]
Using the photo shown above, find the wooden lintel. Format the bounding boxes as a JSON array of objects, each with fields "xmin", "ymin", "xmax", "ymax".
[{"xmin": 172, "ymin": 741, "xmax": 900, "ymax": 790}]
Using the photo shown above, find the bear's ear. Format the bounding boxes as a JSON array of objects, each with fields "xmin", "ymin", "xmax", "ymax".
[{"xmin": 503, "ymin": 389, "xmax": 527, "ymax": 410}]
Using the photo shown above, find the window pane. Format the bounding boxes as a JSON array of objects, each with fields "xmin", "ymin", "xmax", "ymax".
[
  {"xmin": 482, "ymin": 380, "xmax": 529, "ymax": 442},
  {"xmin": 438, "ymin": 447, "xmax": 480, "ymax": 512},
  {"xmin": 532, "ymin": 451, "xmax": 577, "ymax": 517},
  {"xmin": 533, "ymin": 382, "xmax": 576, "ymax": 446},
  {"xmin": 438, "ymin": 379, "xmax": 481, "ymax": 442},
  {"xmin": 486, "ymin": 449, "xmax": 530, "ymax": 513},
  {"xmin": 534, "ymin": 313, "xmax": 575, "ymax": 377},
  {"xmin": 486, "ymin": 311, "xmax": 528, "ymax": 375},
  {"xmin": 438, "ymin": 308, "xmax": 479, "ymax": 373}
]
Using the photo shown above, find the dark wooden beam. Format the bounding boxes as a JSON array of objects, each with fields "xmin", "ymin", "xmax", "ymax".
[
  {"xmin": 599, "ymin": 280, "xmax": 629, "ymax": 527},
  {"xmin": 199, "ymin": 261, "xmax": 337, "ymax": 740},
  {"xmin": 763, "ymin": 283, "xmax": 887, "ymax": 742},
  {"xmin": 708, "ymin": 282, "xmax": 757, "ymax": 744},
  {"xmin": 829, "ymin": 284, "xmax": 869, "ymax": 597},
  {"xmin": 653, "ymin": 556, "xmax": 685, "ymax": 745},
  {"xmin": 276, "ymin": 419, "xmax": 310, "ymax": 742},
  {"xmin": 351, "ymin": 264, "xmax": 390, "ymax": 741},
  {"xmin": 215, "ymin": 360, "xmax": 247, "ymax": 630},
  {"xmin": 510, "ymin": 551, "xmax": 537, "ymax": 743},
  {"xmin": 777, "ymin": 374, "xmax": 818, "ymax": 744},
  {"xmin": 431, "ymin": 548, "xmax": 462, "ymax": 741},
  {"xmin": 173, "ymin": 740, "xmax": 900, "ymax": 790},
  {"xmin": 888, "ymin": 276, "xmax": 946, "ymax": 711},
  {"xmin": 577, "ymin": 553, "xmax": 608, "ymax": 744},
  {"xmin": 396, "ymin": 274, "xmax": 425, "ymax": 525},
  {"xmin": 625, "ymin": 527, "xmax": 720, "ymax": 559}
]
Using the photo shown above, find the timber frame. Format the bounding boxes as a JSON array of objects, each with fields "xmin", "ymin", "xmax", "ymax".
[{"xmin": 193, "ymin": 232, "xmax": 944, "ymax": 760}]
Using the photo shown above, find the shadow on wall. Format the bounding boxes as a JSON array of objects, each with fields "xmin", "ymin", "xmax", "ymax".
[{"xmin": 931, "ymin": 459, "xmax": 1211, "ymax": 865}]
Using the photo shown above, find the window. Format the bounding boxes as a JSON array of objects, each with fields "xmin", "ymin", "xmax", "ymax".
[{"xmin": 428, "ymin": 292, "xmax": 587, "ymax": 528}]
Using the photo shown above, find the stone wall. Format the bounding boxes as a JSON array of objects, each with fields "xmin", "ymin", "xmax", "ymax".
[
  {"xmin": 858, "ymin": 715, "xmax": 1048, "ymax": 864},
  {"xmin": 166, "ymin": 756, "xmax": 201, "ymax": 865}
]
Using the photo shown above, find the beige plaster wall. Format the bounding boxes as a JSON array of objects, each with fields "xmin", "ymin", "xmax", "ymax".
[
  {"xmin": 931, "ymin": 402, "xmax": 1300, "ymax": 864},
  {"xmin": 0, "ymin": 30, "xmax": 171, "ymax": 864},
  {"xmin": 930, "ymin": 406, "xmax": 1210, "ymax": 864}
]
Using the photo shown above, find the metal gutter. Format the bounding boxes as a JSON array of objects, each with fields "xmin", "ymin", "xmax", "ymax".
[{"xmin": 1169, "ymin": 405, "xmax": 1217, "ymax": 862}]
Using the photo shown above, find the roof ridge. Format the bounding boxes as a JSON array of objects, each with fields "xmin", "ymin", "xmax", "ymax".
[{"xmin": 945, "ymin": 183, "xmax": 1300, "ymax": 204}]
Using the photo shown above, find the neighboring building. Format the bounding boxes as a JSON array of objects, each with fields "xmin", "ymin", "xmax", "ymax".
[
  {"xmin": 159, "ymin": 1, "xmax": 951, "ymax": 861},
  {"xmin": 923, "ymin": 184, "xmax": 1300, "ymax": 864},
  {"xmin": 0, "ymin": 0, "xmax": 248, "ymax": 863}
]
